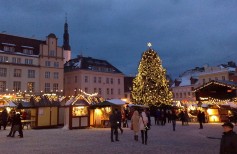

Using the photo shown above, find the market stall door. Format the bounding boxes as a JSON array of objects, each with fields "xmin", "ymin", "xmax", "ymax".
[
  {"xmin": 50, "ymin": 107, "xmax": 58, "ymax": 126},
  {"xmin": 38, "ymin": 107, "xmax": 51, "ymax": 126}
]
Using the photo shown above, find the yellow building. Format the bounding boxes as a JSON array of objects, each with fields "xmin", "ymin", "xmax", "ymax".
[{"xmin": 0, "ymin": 33, "xmax": 64, "ymax": 95}]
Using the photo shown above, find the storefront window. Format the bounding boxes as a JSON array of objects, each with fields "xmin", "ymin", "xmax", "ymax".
[{"xmin": 72, "ymin": 106, "xmax": 88, "ymax": 116}]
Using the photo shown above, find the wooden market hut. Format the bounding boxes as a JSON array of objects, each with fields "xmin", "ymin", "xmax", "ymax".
[
  {"xmin": 194, "ymin": 80, "xmax": 237, "ymax": 122},
  {"xmin": 90, "ymin": 101, "xmax": 121, "ymax": 128},
  {"xmin": 17, "ymin": 96, "xmax": 60, "ymax": 129},
  {"xmin": 64, "ymin": 97, "xmax": 90, "ymax": 129}
]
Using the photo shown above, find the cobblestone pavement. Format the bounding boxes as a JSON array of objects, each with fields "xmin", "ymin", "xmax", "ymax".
[{"xmin": 0, "ymin": 120, "xmax": 234, "ymax": 154}]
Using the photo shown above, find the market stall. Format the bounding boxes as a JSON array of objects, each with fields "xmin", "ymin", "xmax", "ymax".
[
  {"xmin": 90, "ymin": 101, "xmax": 119, "ymax": 128},
  {"xmin": 64, "ymin": 96, "xmax": 90, "ymax": 129},
  {"xmin": 17, "ymin": 96, "xmax": 60, "ymax": 129}
]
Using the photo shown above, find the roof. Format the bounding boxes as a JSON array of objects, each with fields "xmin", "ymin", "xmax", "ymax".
[
  {"xmin": 0, "ymin": 33, "xmax": 45, "ymax": 55},
  {"xmin": 91, "ymin": 101, "xmax": 119, "ymax": 107},
  {"xmin": 194, "ymin": 80, "xmax": 237, "ymax": 92},
  {"xmin": 64, "ymin": 56, "xmax": 123, "ymax": 74}
]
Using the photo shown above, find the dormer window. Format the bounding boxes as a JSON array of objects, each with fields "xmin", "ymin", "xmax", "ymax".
[
  {"xmin": 2, "ymin": 43, "xmax": 15, "ymax": 52},
  {"xmin": 23, "ymin": 49, "xmax": 33, "ymax": 55}
]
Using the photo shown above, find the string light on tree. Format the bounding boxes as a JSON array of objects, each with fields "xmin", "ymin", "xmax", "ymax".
[{"xmin": 132, "ymin": 43, "xmax": 172, "ymax": 106}]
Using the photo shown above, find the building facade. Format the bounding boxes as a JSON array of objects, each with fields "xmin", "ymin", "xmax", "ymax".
[
  {"xmin": 172, "ymin": 67, "xmax": 204, "ymax": 105},
  {"xmin": 64, "ymin": 56, "xmax": 124, "ymax": 99},
  {"xmin": 0, "ymin": 33, "xmax": 64, "ymax": 95}
]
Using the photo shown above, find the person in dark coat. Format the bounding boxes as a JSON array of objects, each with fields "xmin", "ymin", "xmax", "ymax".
[
  {"xmin": 197, "ymin": 110, "xmax": 203, "ymax": 129},
  {"xmin": 11, "ymin": 113, "xmax": 23, "ymax": 138},
  {"xmin": 7, "ymin": 111, "xmax": 17, "ymax": 137},
  {"xmin": 115, "ymin": 108, "xmax": 123, "ymax": 134},
  {"xmin": 179, "ymin": 111, "xmax": 185, "ymax": 126},
  {"xmin": 109, "ymin": 110, "xmax": 119, "ymax": 142},
  {"xmin": 171, "ymin": 110, "xmax": 178, "ymax": 131},
  {"xmin": 0, "ymin": 109, "xmax": 8, "ymax": 130},
  {"xmin": 220, "ymin": 122, "xmax": 237, "ymax": 154}
]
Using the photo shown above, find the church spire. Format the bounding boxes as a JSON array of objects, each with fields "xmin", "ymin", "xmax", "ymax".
[{"xmin": 63, "ymin": 14, "xmax": 71, "ymax": 50}]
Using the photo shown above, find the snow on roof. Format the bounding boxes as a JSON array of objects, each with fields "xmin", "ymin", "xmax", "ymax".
[
  {"xmin": 74, "ymin": 60, "xmax": 81, "ymax": 68},
  {"xmin": 2, "ymin": 42, "xmax": 16, "ymax": 46},
  {"xmin": 106, "ymin": 99, "xmax": 127, "ymax": 105},
  {"xmin": 21, "ymin": 45, "xmax": 34, "ymax": 49}
]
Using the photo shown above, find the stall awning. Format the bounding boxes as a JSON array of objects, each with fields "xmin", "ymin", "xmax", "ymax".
[
  {"xmin": 106, "ymin": 99, "xmax": 127, "ymax": 105},
  {"xmin": 91, "ymin": 101, "xmax": 118, "ymax": 108}
]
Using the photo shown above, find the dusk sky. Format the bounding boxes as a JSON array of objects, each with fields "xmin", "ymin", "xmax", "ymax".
[{"xmin": 1, "ymin": 0, "xmax": 237, "ymax": 79}]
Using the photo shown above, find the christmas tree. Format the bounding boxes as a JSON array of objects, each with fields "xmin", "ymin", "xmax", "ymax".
[{"xmin": 132, "ymin": 43, "xmax": 173, "ymax": 106}]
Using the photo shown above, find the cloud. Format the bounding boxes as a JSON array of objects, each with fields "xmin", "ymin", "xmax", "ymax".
[{"xmin": 1, "ymin": 0, "xmax": 237, "ymax": 79}]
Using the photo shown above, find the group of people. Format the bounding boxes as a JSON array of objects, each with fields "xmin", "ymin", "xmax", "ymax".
[
  {"xmin": 6, "ymin": 111, "xmax": 24, "ymax": 138},
  {"xmin": 0, "ymin": 109, "xmax": 8, "ymax": 130}
]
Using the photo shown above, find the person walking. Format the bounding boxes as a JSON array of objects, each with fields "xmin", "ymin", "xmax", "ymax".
[
  {"xmin": 171, "ymin": 110, "xmax": 178, "ymax": 131},
  {"xmin": 11, "ymin": 113, "xmax": 23, "ymax": 138},
  {"xmin": 220, "ymin": 122, "xmax": 237, "ymax": 154},
  {"xmin": 139, "ymin": 110, "xmax": 149, "ymax": 145},
  {"xmin": 131, "ymin": 110, "xmax": 140, "ymax": 141},
  {"xmin": 7, "ymin": 111, "xmax": 17, "ymax": 137},
  {"xmin": 197, "ymin": 110, "xmax": 203, "ymax": 129},
  {"xmin": 115, "ymin": 108, "xmax": 123, "ymax": 134},
  {"xmin": 109, "ymin": 110, "xmax": 119, "ymax": 142},
  {"xmin": 179, "ymin": 111, "xmax": 185, "ymax": 126},
  {"xmin": 0, "ymin": 109, "xmax": 8, "ymax": 130}
]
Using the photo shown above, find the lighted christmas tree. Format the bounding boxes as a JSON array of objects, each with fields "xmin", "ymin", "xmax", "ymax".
[{"xmin": 132, "ymin": 43, "xmax": 173, "ymax": 106}]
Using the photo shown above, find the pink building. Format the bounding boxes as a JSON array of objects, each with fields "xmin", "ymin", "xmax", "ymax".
[{"xmin": 64, "ymin": 56, "xmax": 124, "ymax": 99}]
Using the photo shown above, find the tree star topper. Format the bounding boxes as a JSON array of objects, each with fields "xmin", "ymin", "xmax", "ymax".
[{"xmin": 147, "ymin": 42, "xmax": 152, "ymax": 48}]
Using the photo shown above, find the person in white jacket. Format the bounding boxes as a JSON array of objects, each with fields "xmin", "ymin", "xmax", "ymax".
[{"xmin": 139, "ymin": 110, "xmax": 149, "ymax": 145}]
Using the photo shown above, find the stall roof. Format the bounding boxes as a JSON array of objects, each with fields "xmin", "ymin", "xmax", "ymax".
[
  {"xmin": 91, "ymin": 101, "xmax": 118, "ymax": 107},
  {"xmin": 65, "ymin": 99, "xmax": 90, "ymax": 106},
  {"xmin": 194, "ymin": 80, "xmax": 237, "ymax": 92},
  {"xmin": 106, "ymin": 99, "xmax": 127, "ymax": 105}
]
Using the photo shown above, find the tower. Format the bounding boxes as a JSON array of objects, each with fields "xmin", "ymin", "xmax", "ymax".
[{"xmin": 63, "ymin": 15, "xmax": 71, "ymax": 63}]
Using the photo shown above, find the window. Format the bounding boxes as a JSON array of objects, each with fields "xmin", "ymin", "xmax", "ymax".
[
  {"xmin": 110, "ymin": 78, "xmax": 113, "ymax": 84},
  {"xmin": 45, "ymin": 61, "xmax": 51, "ymax": 67},
  {"xmin": 54, "ymin": 62, "xmax": 59, "ymax": 68},
  {"xmin": 202, "ymin": 79, "xmax": 205, "ymax": 84},
  {"xmin": 13, "ymin": 81, "xmax": 21, "ymax": 92},
  {"xmin": 111, "ymin": 88, "xmax": 113, "ymax": 95},
  {"xmin": 98, "ymin": 88, "xmax": 102, "ymax": 95},
  {"xmin": 28, "ymin": 70, "xmax": 35, "ymax": 78},
  {"xmin": 0, "ymin": 81, "xmax": 6, "ymax": 92},
  {"xmin": 209, "ymin": 78, "xmax": 211, "ymax": 81},
  {"xmin": 98, "ymin": 77, "xmax": 101, "ymax": 83},
  {"xmin": 12, "ymin": 57, "xmax": 21, "ymax": 63},
  {"xmin": 106, "ymin": 78, "xmax": 109, "ymax": 84},
  {"xmin": 118, "ymin": 79, "xmax": 121, "ymax": 84},
  {"xmin": 4, "ymin": 46, "xmax": 15, "ymax": 52},
  {"xmin": 49, "ymin": 50, "xmax": 56, "ymax": 56},
  {"xmin": 215, "ymin": 77, "xmax": 218, "ymax": 80},
  {"xmin": 45, "ymin": 83, "xmax": 50, "ymax": 93},
  {"xmin": 94, "ymin": 77, "xmax": 97, "ymax": 83},
  {"xmin": 184, "ymin": 92, "xmax": 186, "ymax": 98},
  {"xmin": 118, "ymin": 89, "xmax": 121, "ymax": 95},
  {"xmin": 75, "ymin": 76, "xmax": 77, "ymax": 83},
  {"xmin": 94, "ymin": 88, "xmax": 97, "ymax": 93},
  {"xmin": 25, "ymin": 59, "xmax": 33, "ymax": 65},
  {"xmin": 176, "ymin": 93, "xmax": 179, "ymax": 98},
  {"xmin": 222, "ymin": 76, "xmax": 225, "ymax": 80},
  {"xmin": 0, "ymin": 56, "xmax": 8, "ymax": 62},
  {"xmin": 107, "ymin": 88, "xmax": 109, "ymax": 95},
  {"xmin": 85, "ymin": 76, "xmax": 88, "ymax": 83},
  {"xmin": 53, "ymin": 72, "xmax": 59, "ymax": 79},
  {"xmin": 0, "ymin": 68, "xmax": 7, "ymax": 77},
  {"xmin": 27, "ymin": 82, "xmax": 35, "ymax": 92},
  {"xmin": 23, "ymin": 49, "xmax": 33, "ymax": 55},
  {"xmin": 45, "ymin": 72, "xmax": 50, "ymax": 78},
  {"xmin": 180, "ymin": 93, "xmax": 182, "ymax": 98},
  {"xmin": 14, "ymin": 69, "xmax": 21, "ymax": 77},
  {"xmin": 53, "ymin": 83, "xmax": 58, "ymax": 92},
  {"xmin": 188, "ymin": 92, "xmax": 191, "ymax": 96},
  {"xmin": 85, "ymin": 87, "xmax": 88, "ymax": 93}
]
